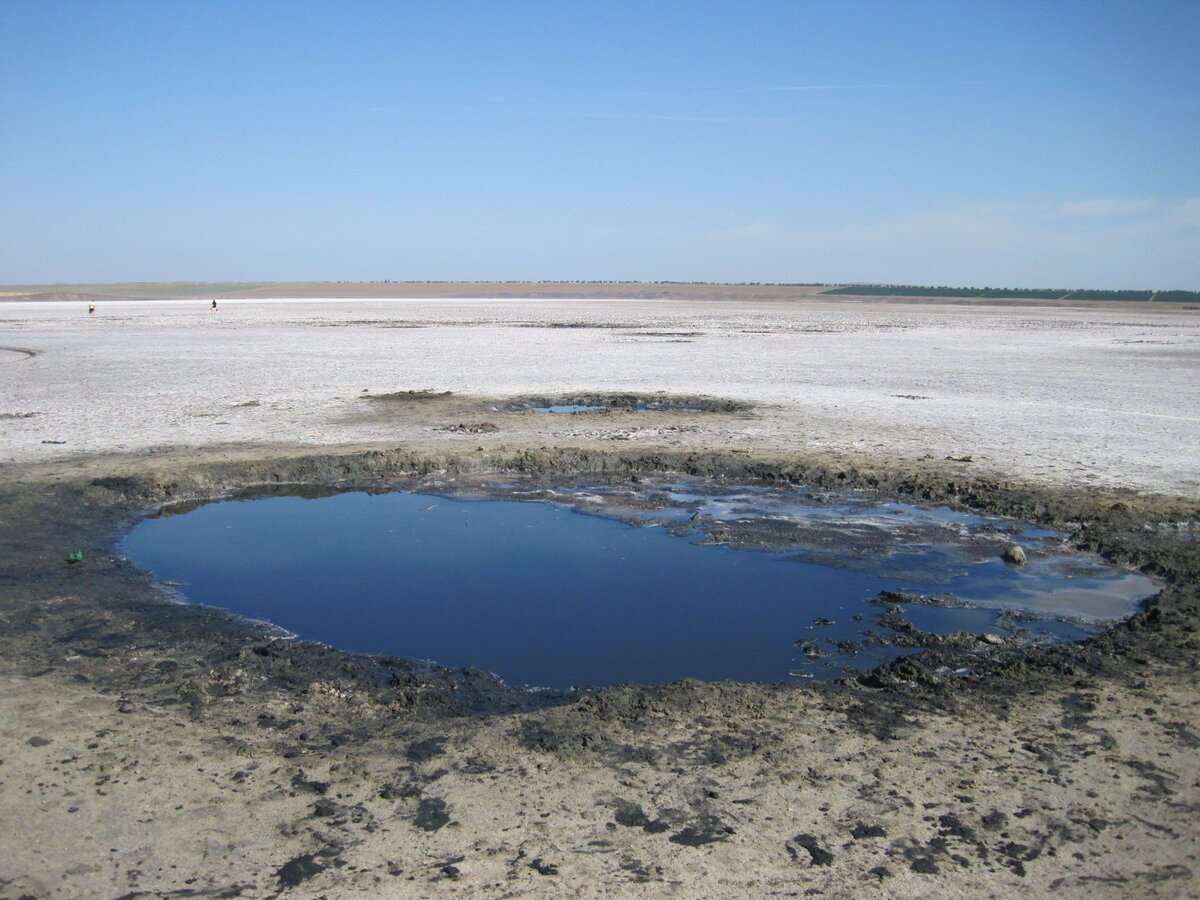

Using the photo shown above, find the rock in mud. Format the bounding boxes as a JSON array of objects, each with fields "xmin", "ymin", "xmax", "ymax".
[{"xmin": 1003, "ymin": 544, "xmax": 1027, "ymax": 565}]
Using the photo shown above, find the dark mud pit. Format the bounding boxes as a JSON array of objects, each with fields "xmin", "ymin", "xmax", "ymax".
[
  {"xmin": 344, "ymin": 391, "xmax": 754, "ymax": 436},
  {"xmin": 118, "ymin": 476, "xmax": 1154, "ymax": 689},
  {"xmin": 499, "ymin": 393, "xmax": 753, "ymax": 414},
  {"xmin": 2, "ymin": 446, "xmax": 1198, "ymax": 899}
]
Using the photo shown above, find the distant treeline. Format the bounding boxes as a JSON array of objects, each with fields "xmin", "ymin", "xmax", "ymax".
[{"xmin": 822, "ymin": 285, "xmax": 1200, "ymax": 302}]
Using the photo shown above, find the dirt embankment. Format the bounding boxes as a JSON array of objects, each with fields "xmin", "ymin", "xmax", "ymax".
[{"xmin": 1, "ymin": 445, "xmax": 1197, "ymax": 898}]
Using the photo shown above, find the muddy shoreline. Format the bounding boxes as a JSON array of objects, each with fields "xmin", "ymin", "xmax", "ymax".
[{"xmin": 2, "ymin": 444, "xmax": 1197, "ymax": 898}]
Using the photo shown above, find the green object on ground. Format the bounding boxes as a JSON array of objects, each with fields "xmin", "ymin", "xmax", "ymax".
[{"xmin": 66, "ymin": 550, "xmax": 83, "ymax": 563}]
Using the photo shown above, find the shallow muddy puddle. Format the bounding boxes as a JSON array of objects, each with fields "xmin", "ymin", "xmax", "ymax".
[
  {"xmin": 532, "ymin": 404, "xmax": 704, "ymax": 414},
  {"xmin": 504, "ymin": 393, "xmax": 741, "ymax": 416},
  {"xmin": 118, "ymin": 478, "xmax": 1156, "ymax": 689}
]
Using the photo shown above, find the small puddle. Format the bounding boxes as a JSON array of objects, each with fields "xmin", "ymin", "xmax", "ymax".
[
  {"xmin": 118, "ymin": 478, "xmax": 1156, "ymax": 689},
  {"xmin": 532, "ymin": 404, "xmax": 704, "ymax": 414},
  {"xmin": 507, "ymin": 394, "xmax": 747, "ymax": 415}
]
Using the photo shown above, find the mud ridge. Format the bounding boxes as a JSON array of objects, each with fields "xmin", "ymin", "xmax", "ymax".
[{"xmin": 6, "ymin": 446, "xmax": 1197, "ymax": 707}]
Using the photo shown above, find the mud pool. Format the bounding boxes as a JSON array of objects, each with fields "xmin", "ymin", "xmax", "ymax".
[
  {"xmin": 503, "ymin": 393, "xmax": 741, "ymax": 415},
  {"xmin": 118, "ymin": 480, "xmax": 1156, "ymax": 689},
  {"xmin": 532, "ymin": 404, "xmax": 703, "ymax": 414}
]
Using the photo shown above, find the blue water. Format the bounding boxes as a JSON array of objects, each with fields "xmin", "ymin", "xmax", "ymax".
[{"xmin": 119, "ymin": 487, "xmax": 1153, "ymax": 689}]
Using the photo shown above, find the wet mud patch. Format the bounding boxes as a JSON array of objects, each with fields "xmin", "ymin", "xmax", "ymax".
[
  {"xmin": 339, "ymin": 390, "xmax": 753, "ymax": 437},
  {"xmin": 117, "ymin": 473, "xmax": 1156, "ymax": 687},
  {"xmin": 343, "ymin": 389, "xmax": 499, "ymax": 431},
  {"xmin": 502, "ymin": 392, "xmax": 751, "ymax": 415},
  {"xmin": 359, "ymin": 389, "xmax": 457, "ymax": 403},
  {"xmin": 5, "ymin": 448, "xmax": 1198, "ymax": 709}
]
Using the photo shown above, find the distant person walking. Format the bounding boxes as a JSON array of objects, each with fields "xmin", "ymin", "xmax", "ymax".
[
  {"xmin": 87, "ymin": 302, "xmax": 95, "ymax": 315},
  {"xmin": 210, "ymin": 300, "xmax": 218, "ymax": 313}
]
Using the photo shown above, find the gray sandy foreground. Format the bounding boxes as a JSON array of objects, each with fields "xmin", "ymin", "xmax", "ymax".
[{"xmin": 1, "ymin": 296, "xmax": 1198, "ymax": 899}]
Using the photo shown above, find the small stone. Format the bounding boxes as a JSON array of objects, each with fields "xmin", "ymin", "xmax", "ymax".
[{"xmin": 1002, "ymin": 545, "xmax": 1027, "ymax": 565}]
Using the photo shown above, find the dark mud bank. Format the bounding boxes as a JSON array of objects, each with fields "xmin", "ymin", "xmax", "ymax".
[{"xmin": 3, "ymin": 446, "xmax": 1198, "ymax": 735}]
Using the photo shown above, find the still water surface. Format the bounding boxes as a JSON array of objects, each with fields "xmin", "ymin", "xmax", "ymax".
[{"xmin": 119, "ymin": 486, "xmax": 1154, "ymax": 688}]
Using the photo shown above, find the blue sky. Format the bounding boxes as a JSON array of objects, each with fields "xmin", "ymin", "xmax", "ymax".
[{"xmin": 2, "ymin": 0, "xmax": 1197, "ymax": 288}]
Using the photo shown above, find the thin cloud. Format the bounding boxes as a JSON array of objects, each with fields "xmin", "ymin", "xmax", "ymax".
[
  {"xmin": 1162, "ymin": 198, "xmax": 1200, "ymax": 227},
  {"xmin": 1054, "ymin": 199, "xmax": 1156, "ymax": 219}
]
